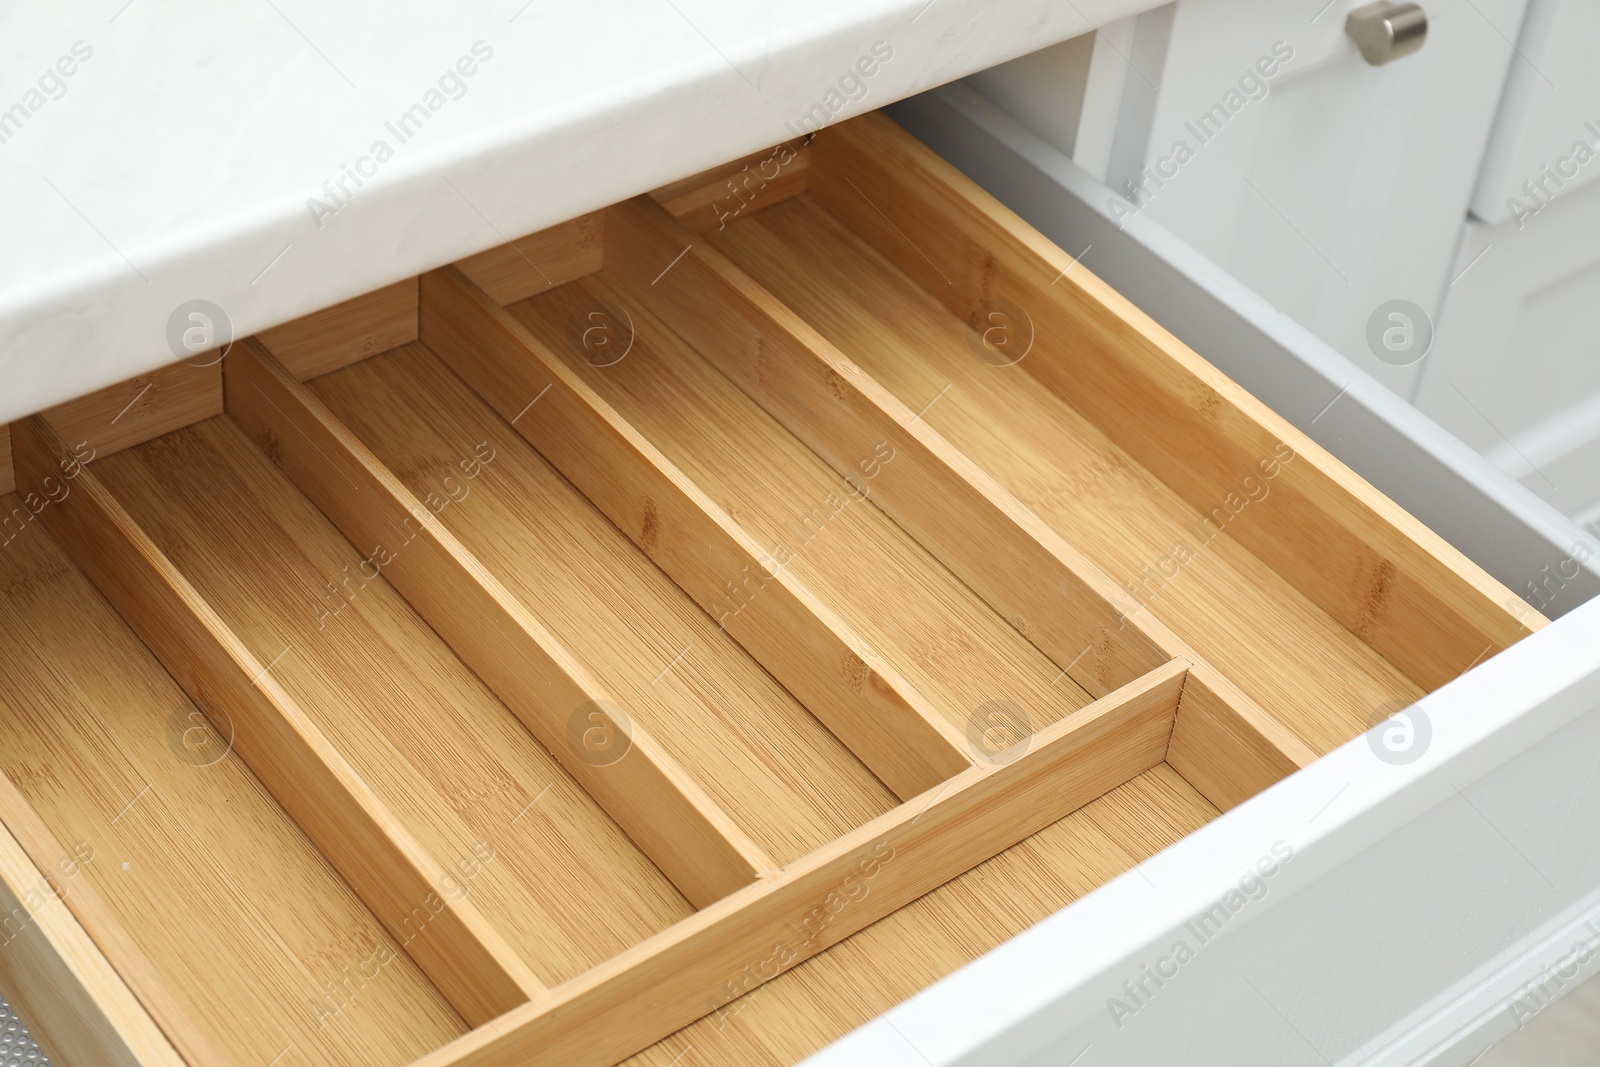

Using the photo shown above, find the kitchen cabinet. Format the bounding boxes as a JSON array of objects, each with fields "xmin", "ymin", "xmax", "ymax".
[{"xmin": 5, "ymin": 6, "xmax": 1600, "ymax": 1067}]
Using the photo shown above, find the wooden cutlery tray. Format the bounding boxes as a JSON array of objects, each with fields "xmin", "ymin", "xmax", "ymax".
[{"xmin": 0, "ymin": 112, "xmax": 1539, "ymax": 1067}]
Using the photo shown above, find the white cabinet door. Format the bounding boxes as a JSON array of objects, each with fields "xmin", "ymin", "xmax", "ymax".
[
  {"xmin": 1126, "ymin": 0, "xmax": 1527, "ymax": 397},
  {"xmin": 1470, "ymin": 0, "xmax": 1600, "ymax": 225},
  {"xmin": 1416, "ymin": 177, "xmax": 1600, "ymax": 530}
]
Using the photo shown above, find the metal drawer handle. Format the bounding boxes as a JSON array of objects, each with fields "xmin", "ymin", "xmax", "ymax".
[{"xmin": 1345, "ymin": 1, "xmax": 1427, "ymax": 65}]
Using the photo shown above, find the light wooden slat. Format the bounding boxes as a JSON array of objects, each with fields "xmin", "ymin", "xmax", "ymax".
[
  {"xmin": 42, "ymin": 358, "xmax": 221, "ymax": 462},
  {"xmin": 455, "ymin": 212, "xmax": 604, "ymax": 306},
  {"xmin": 257, "ymin": 278, "xmax": 418, "ymax": 381},
  {"xmin": 11, "ymin": 415, "xmax": 544, "ymax": 1027},
  {"xmin": 649, "ymin": 140, "xmax": 809, "ymax": 234},
  {"xmin": 227, "ymin": 338, "xmax": 772, "ymax": 905},
  {"xmin": 0, "ymin": 816, "xmax": 186, "ymax": 1067},
  {"xmin": 1168, "ymin": 665, "xmax": 1308, "ymax": 811},
  {"xmin": 419, "ymin": 266, "xmax": 973, "ymax": 800},
  {"xmin": 605, "ymin": 194, "xmax": 1169, "ymax": 698},
  {"xmin": 808, "ymin": 112, "xmax": 1538, "ymax": 691},
  {"xmin": 0, "ymin": 774, "xmax": 231, "ymax": 1066},
  {"xmin": 411, "ymin": 659, "xmax": 1189, "ymax": 1067}
]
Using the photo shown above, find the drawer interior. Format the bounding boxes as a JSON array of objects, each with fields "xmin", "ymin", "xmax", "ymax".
[{"xmin": 0, "ymin": 112, "xmax": 1538, "ymax": 1067}]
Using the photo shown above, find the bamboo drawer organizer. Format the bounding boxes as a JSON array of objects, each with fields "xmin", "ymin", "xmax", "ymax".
[{"xmin": 0, "ymin": 112, "xmax": 1539, "ymax": 1067}]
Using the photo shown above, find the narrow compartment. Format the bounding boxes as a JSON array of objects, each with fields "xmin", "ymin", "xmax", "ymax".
[
  {"xmin": 501, "ymin": 276, "xmax": 1097, "ymax": 747},
  {"xmin": 0, "ymin": 501, "xmax": 465, "ymax": 1066},
  {"xmin": 304, "ymin": 343, "xmax": 898, "ymax": 863},
  {"xmin": 709, "ymin": 193, "xmax": 1424, "ymax": 754},
  {"xmin": 89, "ymin": 419, "xmax": 696, "ymax": 987}
]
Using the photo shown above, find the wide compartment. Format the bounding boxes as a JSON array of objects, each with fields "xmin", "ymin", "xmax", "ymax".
[{"xmin": 0, "ymin": 111, "xmax": 1538, "ymax": 1067}]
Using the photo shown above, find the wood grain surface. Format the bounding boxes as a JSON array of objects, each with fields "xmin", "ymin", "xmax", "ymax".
[
  {"xmin": 310, "ymin": 340, "xmax": 898, "ymax": 867},
  {"xmin": 0, "ymin": 778, "xmax": 187, "ymax": 1067},
  {"xmin": 259, "ymin": 279, "xmax": 419, "ymax": 381},
  {"xmin": 411, "ymin": 660, "xmax": 1187, "ymax": 1067},
  {"xmin": 14, "ymin": 414, "xmax": 546, "ymax": 1027},
  {"xmin": 649, "ymin": 141, "xmax": 809, "ymax": 234},
  {"xmin": 455, "ymin": 213, "xmax": 605, "ymax": 307},
  {"xmin": 607, "ymin": 193, "xmax": 1310, "ymax": 809},
  {"xmin": 71, "ymin": 413, "xmax": 692, "ymax": 993},
  {"xmin": 712, "ymin": 195, "xmax": 1427, "ymax": 756},
  {"xmin": 42, "ymin": 358, "xmax": 222, "ymax": 465},
  {"xmin": 0, "ymin": 111, "xmax": 1537, "ymax": 1067},
  {"xmin": 0, "ymin": 488, "xmax": 465, "ymax": 1066},
  {"xmin": 610, "ymin": 193, "xmax": 1168, "ymax": 701},
  {"xmin": 229, "ymin": 338, "xmax": 771, "ymax": 907},
  {"xmin": 616, "ymin": 760, "xmax": 1218, "ymax": 1067},
  {"xmin": 422, "ymin": 265, "xmax": 975, "ymax": 800},
  {"xmin": 508, "ymin": 272, "xmax": 1098, "ymax": 762},
  {"xmin": 807, "ymin": 113, "xmax": 1539, "ymax": 691}
]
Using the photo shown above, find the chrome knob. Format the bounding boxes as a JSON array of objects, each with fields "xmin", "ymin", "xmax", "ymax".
[{"xmin": 1345, "ymin": 1, "xmax": 1427, "ymax": 65}]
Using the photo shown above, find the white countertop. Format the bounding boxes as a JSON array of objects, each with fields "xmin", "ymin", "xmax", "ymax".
[{"xmin": 0, "ymin": 0, "xmax": 1142, "ymax": 425}]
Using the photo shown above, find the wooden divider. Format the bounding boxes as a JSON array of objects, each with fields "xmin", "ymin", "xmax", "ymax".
[
  {"xmin": 1, "ymin": 340, "xmax": 222, "ymax": 496},
  {"xmin": 420, "ymin": 266, "xmax": 975, "ymax": 799},
  {"xmin": 808, "ymin": 112, "xmax": 1537, "ymax": 690},
  {"xmin": 226, "ymin": 339, "xmax": 773, "ymax": 904},
  {"xmin": 411, "ymin": 658, "xmax": 1189, "ymax": 1067},
  {"xmin": 0, "ymin": 773, "xmax": 230, "ymax": 1066},
  {"xmin": 608, "ymin": 193, "xmax": 1314, "ymax": 808},
  {"xmin": 0, "ymin": 814, "xmax": 187, "ymax": 1067},
  {"xmin": 648, "ymin": 139, "xmax": 810, "ymax": 234},
  {"xmin": 455, "ymin": 212, "xmax": 605, "ymax": 306},
  {"xmin": 43, "ymin": 359, "xmax": 220, "ymax": 466},
  {"xmin": 11, "ymin": 415, "xmax": 544, "ymax": 1027},
  {"xmin": 1167, "ymin": 664, "xmax": 1307, "ymax": 810},
  {"xmin": 259, "ymin": 278, "xmax": 419, "ymax": 382}
]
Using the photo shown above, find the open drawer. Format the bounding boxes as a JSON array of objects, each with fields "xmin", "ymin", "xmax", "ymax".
[{"xmin": 0, "ymin": 110, "xmax": 1538, "ymax": 1067}]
